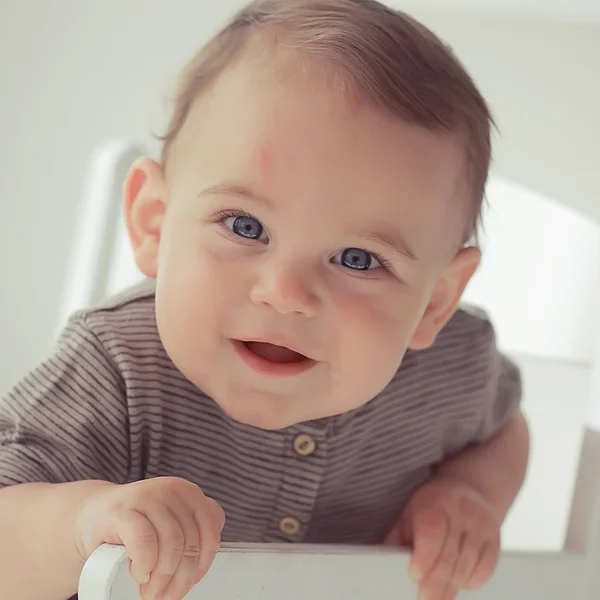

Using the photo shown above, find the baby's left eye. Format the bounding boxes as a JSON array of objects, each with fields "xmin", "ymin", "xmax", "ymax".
[{"xmin": 333, "ymin": 248, "xmax": 381, "ymax": 271}]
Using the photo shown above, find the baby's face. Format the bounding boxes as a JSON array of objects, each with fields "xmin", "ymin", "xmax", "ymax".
[{"xmin": 141, "ymin": 59, "xmax": 474, "ymax": 430}]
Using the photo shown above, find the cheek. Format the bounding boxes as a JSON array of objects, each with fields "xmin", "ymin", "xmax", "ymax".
[
  {"xmin": 330, "ymin": 286, "xmax": 424, "ymax": 373},
  {"xmin": 154, "ymin": 221, "xmax": 244, "ymax": 358},
  {"xmin": 158, "ymin": 217, "xmax": 244, "ymax": 297}
]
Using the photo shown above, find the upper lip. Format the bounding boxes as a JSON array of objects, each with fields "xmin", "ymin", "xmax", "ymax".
[{"xmin": 235, "ymin": 336, "xmax": 317, "ymax": 361}]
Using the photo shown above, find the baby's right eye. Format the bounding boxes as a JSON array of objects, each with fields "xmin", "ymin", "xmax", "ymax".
[{"xmin": 223, "ymin": 214, "xmax": 268, "ymax": 242}]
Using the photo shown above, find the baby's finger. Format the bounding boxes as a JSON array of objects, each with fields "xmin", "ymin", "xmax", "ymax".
[
  {"xmin": 113, "ymin": 510, "xmax": 158, "ymax": 585},
  {"xmin": 192, "ymin": 499, "xmax": 224, "ymax": 583},
  {"xmin": 424, "ymin": 526, "xmax": 460, "ymax": 591},
  {"xmin": 452, "ymin": 532, "xmax": 482, "ymax": 588},
  {"xmin": 206, "ymin": 498, "xmax": 226, "ymax": 533},
  {"xmin": 441, "ymin": 585, "xmax": 460, "ymax": 600},
  {"xmin": 418, "ymin": 578, "xmax": 459, "ymax": 600},
  {"xmin": 159, "ymin": 504, "xmax": 202, "ymax": 600},
  {"xmin": 466, "ymin": 540, "xmax": 500, "ymax": 589},
  {"xmin": 142, "ymin": 505, "xmax": 186, "ymax": 600},
  {"xmin": 408, "ymin": 508, "xmax": 448, "ymax": 581}
]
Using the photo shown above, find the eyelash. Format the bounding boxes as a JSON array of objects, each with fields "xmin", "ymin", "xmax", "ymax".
[
  {"xmin": 368, "ymin": 252, "xmax": 394, "ymax": 272},
  {"xmin": 213, "ymin": 209, "xmax": 394, "ymax": 273},
  {"xmin": 214, "ymin": 208, "xmax": 258, "ymax": 224}
]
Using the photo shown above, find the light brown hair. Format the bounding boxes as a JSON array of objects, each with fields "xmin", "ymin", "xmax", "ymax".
[{"xmin": 160, "ymin": 0, "xmax": 494, "ymax": 240}]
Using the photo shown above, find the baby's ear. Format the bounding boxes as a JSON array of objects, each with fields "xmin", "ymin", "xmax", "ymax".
[
  {"xmin": 123, "ymin": 157, "xmax": 167, "ymax": 279},
  {"xmin": 409, "ymin": 246, "xmax": 481, "ymax": 350}
]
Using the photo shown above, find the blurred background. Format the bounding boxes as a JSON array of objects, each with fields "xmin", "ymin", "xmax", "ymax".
[{"xmin": 0, "ymin": 0, "xmax": 598, "ymax": 553}]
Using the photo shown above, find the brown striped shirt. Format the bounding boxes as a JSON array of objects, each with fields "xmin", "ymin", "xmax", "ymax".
[{"xmin": 0, "ymin": 280, "xmax": 520, "ymax": 545}]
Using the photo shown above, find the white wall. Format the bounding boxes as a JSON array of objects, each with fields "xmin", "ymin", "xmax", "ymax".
[
  {"xmin": 402, "ymin": 0, "xmax": 600, "ymax": 21},
  {"xmin": 587, "ymin": 319, "xmax": 600, "ymax": 430},
  {"xmin": 405, "ymin": 9, "xmax": 600, "ymax": 225},
  {"xmin": 463, "ymin": 178, "xmax": 600, "ymax": 363}
]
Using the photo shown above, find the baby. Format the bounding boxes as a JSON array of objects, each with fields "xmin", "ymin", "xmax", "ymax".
[{"xmin": 0, "ymin": 1, "xmax": 529, "ymax": 600}]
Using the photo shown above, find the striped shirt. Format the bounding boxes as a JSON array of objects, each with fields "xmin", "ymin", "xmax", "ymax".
[{"xmin": 0, "ymin": 280, "xmax": 520, "ymax": 546}]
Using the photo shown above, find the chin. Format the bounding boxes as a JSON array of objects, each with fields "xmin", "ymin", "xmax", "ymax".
[
  {"xmin": 219, "ymin": 394, "xmax": 305, "ymax": 431},
  {"xmin": 229, "ymin": 408, "xmax": 298, "ymax": 430}
]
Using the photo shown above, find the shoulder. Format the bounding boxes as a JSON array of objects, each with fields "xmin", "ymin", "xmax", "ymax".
[
  {"xmin": 434, "ymin": 303, "xmax": 498, "ymax": 368},
  {"xmin": 380, "ymin": 304, "xmax": 510, "ymax": 422},
  {"xmin": 439, "ymin": 303, "xmax": 496, "ymax": 348},
  {"xmin": 359, "ymin": 305, "xmax": 518, "ymax": 458},
  {"xmin": 78, "ymin": 278, "xmax": 157, "ymax": 328},
  {"xmin": 389, "ymin": 304, "xmax": 520, "ymax": 434},
  {"xmin": 401, "ymin": 304, "xmax": 499, "ymax": 388},
  {"xmin": 72, "ymin": 279, "xmax": 159, "ymax": 342},
  {"xmin": 61, "ymin": 279, "xmax": 168, "ymax": 370}
]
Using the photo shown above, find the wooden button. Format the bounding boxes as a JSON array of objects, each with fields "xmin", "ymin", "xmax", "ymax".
[
  {"xmin": 293, "ymin": 434, "xmax": 316, "ymax": 456},
  {"xmin": 279, "ymin": 516, "xmax": 301, "ymax": 536}
]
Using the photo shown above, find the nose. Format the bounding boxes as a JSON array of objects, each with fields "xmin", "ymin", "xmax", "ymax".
[{"xmin": 249, "ymin": 264, "xmax": 319, "ymax": 317}]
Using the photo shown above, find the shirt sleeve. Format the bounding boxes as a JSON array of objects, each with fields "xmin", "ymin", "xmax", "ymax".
[
  {"xmin": 473, "ymin": 321, "xmax": 523, "ymax": 444},
  {"xmin": 438, "ymin": 311, "xmax": 523, "ymax": 460},
  {"xmin": 0, "ymin": 314, "xmax": 131, "ymax": 488}
]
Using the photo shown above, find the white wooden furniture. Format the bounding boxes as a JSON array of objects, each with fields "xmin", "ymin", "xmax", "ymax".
[
  {"xmin": 68, "ymin": 139, "xmax": 600, "ymax": 598},
  {"xmin": 78, "ymin": 430, "xmax": 600, "ymax": 599},
  {"xmin": 54, "ymin": 138, "xmax": 146, "ymax": 339},
  {"xmin": 78, "ymin": 431, "xmax": 600, "ymax": 600}
]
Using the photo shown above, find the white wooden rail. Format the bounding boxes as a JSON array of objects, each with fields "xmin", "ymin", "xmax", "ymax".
[{"xmin": 77, "ymin": 429, "xmax": 600, "ymax": 600}]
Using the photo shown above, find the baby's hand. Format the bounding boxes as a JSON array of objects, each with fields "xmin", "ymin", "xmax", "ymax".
[
  {"xmin": 75, "ymin": 477, "xmax": 225, "ymax": 600},
  {"xmin": 385, "ymin": 478, "xmax": 500, "ymax": 600}
]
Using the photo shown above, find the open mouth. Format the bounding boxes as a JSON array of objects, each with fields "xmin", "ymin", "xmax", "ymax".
[
  {"xmin": 243, "ymin": 341, "xmax": 308, "ymax": 364},
  {"xmin": 232, "ymin": 339, "xmax": 315, "ymax": 377}
]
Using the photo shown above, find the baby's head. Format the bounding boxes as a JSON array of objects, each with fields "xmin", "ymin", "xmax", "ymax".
[{"xmin": 124, "ymin": 0, "xmax": 492, "ymax": 430}]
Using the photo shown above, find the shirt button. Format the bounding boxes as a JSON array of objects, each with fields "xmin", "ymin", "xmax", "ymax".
[
  {"xmin": 293, "ymin": 433, "xmax": 317, "ymax": 456},
  {"xmin": 279, "ymin": 516, "xmax": 301, "ymax": 536}
]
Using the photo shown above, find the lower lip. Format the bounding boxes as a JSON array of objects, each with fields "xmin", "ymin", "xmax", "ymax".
[{"xmin": 231, "ymin": 340, "xmax": 317, "ymax": 377}]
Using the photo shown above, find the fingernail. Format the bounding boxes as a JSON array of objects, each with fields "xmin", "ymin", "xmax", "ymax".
[{"xmin": 131, "ymin": 565, "xmax": 150, "ymax": 585}]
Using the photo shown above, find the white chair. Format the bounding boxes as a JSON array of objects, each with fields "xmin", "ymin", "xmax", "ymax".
[
  {"xmin": 54, "ymin": 139, "xmax": 146, "ymax": 339},
  {"xmin": 68, "ymin": 139, "xmax": 600, "ymax": 599},
  {"xmin": 78, "ymin": 461, "xmax": 600, "ymax": 600}
]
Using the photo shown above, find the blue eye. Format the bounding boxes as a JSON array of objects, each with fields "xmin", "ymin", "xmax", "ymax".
[
  {"xmin": 334, "ymin": 248, "xmax": 381, "ymax": 271},
  {"xmin": 225, "ymin": 215, "xmax": 265, "ymax": 240}
]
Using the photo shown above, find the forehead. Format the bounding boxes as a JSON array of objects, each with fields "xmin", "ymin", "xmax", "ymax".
[{"xmin": 171, "ymin": 55, "xmax": 469, "ymax": 258}]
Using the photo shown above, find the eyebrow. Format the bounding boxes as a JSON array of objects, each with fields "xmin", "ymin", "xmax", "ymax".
[
  {"xmin": 364, "ymin": 230, "xmax": 418, "ymax": 262},
  {"xmin": 198, "ymin": 183, "xmax": 274, "ymax": 209}
]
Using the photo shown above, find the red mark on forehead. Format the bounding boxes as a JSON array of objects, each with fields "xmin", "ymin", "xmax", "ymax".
[{"xmin": 253, "ymin": 143, "xmax": 274, "ymax": 185}]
